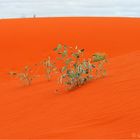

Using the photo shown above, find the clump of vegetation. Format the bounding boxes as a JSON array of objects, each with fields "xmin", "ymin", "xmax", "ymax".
[
  {"xmin": 54, "ymin": 44, "xmax": 96, "ymax": 90},
  {"xmin": 42, "ymin": 56, "xmax": 57, "ymax": 81},
  {"xmin": 9, "ymin": 66, "xmax": 36, "ymax": 86},
  {"xmin": 92, "ymin": 53, "xmax": 107, "ymax": 78},
  {"xmin": 9, "ymin": 44, "xmax": 107, "ymax": 90}
]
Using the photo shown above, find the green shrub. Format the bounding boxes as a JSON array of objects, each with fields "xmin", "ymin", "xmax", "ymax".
[{"xmin": 54, "ymin": 44, "xmax": 96, "ymax": 90}]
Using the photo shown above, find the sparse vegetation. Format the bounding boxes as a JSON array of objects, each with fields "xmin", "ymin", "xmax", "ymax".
[
  {"xmin": 9, "ymin": 66, "xmax": 36, "ymax": 86},
  {"xmin": 92, "ymin": 53, "xmax": 107, "ymax": 78},
  {"xmin": 9, "ymin": 44, "xmax": 107, "ymax": 90},
  {"xmin": 42, "ymin": 56, "xmax": 57, "ymax": 81}
]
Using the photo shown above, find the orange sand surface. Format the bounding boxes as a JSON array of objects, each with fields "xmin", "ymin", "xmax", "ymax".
[{"xmin": 0, "ymin": 17, "xmax": 140, "ymax": 139}]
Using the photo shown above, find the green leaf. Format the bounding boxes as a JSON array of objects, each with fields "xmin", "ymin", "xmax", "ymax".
[
  {"xmin": 83, "ymin": 70, "xmax": 87, "ymax": 74},
  {"xmin": 72, "ymin": 53, "xmax": 79, "ymax": 58},
  {"xmin": 73, "ymin": 63, "xmax": 77, "ymax": 69},
  {"xmin": 62, "ymin": 66, "xmax": 67, "ymax": 72},
  {"xmin": 62, "ymin": 50, "xmax": 67, "ymax": 58},
  {"xmin": 57, "ymin": 44, "xmax": 62, "ymax": 49},
  {"xmin": 57, "ymin": 57, "xmax": 62, "ymax": 60},
  {"xmin": 75, "ymin": 72, "xmax": 80, "ymax": 77},
  {"xmin": 65, "ymin": 58, "xmax": 72, "ymax": 65},
  {"xmin": 54, "ymin": 44, "xmax": 62, "ymax": 51},
  {"xmin": 93, "ymin": 53, "xmax": 106, "ymax": 62},
  {"xmin": 66, "ymin": 70, "xmax": 71, "ymax": 75},
  {"xmin": 64, "ymin": 45, "xmax": 67, "ymax": 50},
  {"xmin": 68, "ymin": 73, "xmax": 75, "ymax": 78},
  {"xmin": 82, "ymin": 61, "xmax": 87, "ymax": 68},
  {"xmin": 53, "ymin": 47, "xmax": 58, "ymax": 51}
]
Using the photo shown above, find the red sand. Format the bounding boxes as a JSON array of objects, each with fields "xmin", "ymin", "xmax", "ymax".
[{"xmin": 0, "ymin": 17, "xmax": 140, "ymax": 139}]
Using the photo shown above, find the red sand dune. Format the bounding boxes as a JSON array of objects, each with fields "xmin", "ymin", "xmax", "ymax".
[{"xmin": 0, "ymin": 17, "xmax": 140, "ymax": 139}]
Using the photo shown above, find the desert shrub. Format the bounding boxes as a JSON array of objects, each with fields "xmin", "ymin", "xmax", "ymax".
[
  {"xmin": 54, "ymin": 44, "xmax": 96, "ymax": 90},
  {"xmin": 92, "ymin": 53, "xmax": 107, "ymax": 78},
  {"xmin": 9, "ymin": 44, "xmax": 107, "ymax": 90},
  {"xmin": 41, "ymin": 56, "xmax": 57, "ymax": 81},
  {"xmin": 9, "ymin": 56, "xmax": 56, "ymax": 86},
  {"xmin": 9, "ymin": 66, "xmax": 36, "ymax": 86}
]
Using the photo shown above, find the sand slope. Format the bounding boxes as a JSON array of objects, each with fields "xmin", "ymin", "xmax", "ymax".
[{"xmin": 0, "ymin": 17, "xmax": 140, "ymax": 139}]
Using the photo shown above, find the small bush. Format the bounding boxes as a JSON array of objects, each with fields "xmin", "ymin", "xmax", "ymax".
[
  {"xmin": 42, "ymin": 56, "xmax": 57, "ymax": 81},
  {"xmin": 54, "ymin": 44, "xmax": 98, "ymax": 90},
  {"xmin": 9, "ymin": 66, "xmax": 36, "ymax": 86}
]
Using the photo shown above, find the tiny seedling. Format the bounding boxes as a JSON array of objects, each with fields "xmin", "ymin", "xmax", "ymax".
[
  {"xmin": 9, "ymin": 66, "xmax": 36, "ymax": 86},
  {"xmin": 92, "ymin": 53, "xmax": 107, "ymax": 78},
  {"xmin": 42, "ymin": 56, "xmax": 57, "ymax": 81}
]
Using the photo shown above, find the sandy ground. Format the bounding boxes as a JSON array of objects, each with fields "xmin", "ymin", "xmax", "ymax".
[{"xmin": 0, "ymin": 17, "xmax": 140, "ymax": 139}]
